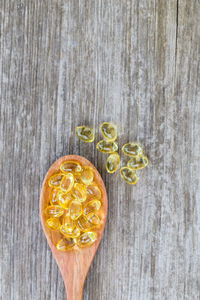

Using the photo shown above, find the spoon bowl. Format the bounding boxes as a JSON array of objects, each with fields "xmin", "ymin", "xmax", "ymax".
[{"xmin": 40, "ymin": 155, "xmax": 108, "ymax": 300}]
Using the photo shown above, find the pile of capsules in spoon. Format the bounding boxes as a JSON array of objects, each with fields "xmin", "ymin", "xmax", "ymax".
[{"xmin": 45, "ymin": 161, "xmax": 103, "ymax": 251}]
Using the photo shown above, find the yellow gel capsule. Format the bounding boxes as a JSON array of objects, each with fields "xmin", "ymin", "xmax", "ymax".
[
  {"xmin": 77, "ymin": 232, "xmax": 97, "ymax": 247},
  {"xmin": 60, "ymin": 161, "xmax": 82, "ymax": 174},
  {"xmin": 76, "ymin": 126, "xmax": 95, "ymax": 142},
  {"xmin": 56, "ymin": 238, "xmax": 76, "ymax": 251},
  {"xmin": 80, "ymin": 167, "xmax": 94, "ymax": 185},
  {"xmin": 122, "ymin": 143, "xmax": 143, "ymax": 157},
  {"xmin": 62, "ymin": 216, "xmax": 75, "ymax": 232},
  {"xmin": 83, "ymin": 200, "xmax": 101, "ymax": 215},
  {"xmin": 120, "ymin": 167, "xmax": 138, "ymax": 185},
  {"xmin": 60, "ymin": 225, "xmax": 80, "ymax": 238},
  {"xmin": 76, "ymin": 215, "xmax": 92, "ymax": 232},
  {"xmin": 127, "ymin": 156, "xmax": 148, "ymax": 170},
  {"xmin": 48, "ymin": 173, "xmax": 64, "ymax": 188},
  {"xmin": 45, "ymin": 205, "xmax": 64, "ymax": 217},
  {"xmin": 58, "ymin": 192, "xmax": 70, "ymax": 209},
  {"xmin": 100, "ymin": 122, "xmax": 117, "ymax": 141},
  {"xmin": 106, "ymin": 152, "xmax": 120, "ymax": 173},
  {"xmin": 50, "ymin": 189, "xmax": 59, "ymax": 205},
  {"xmin": 46, "ymin": 217, "xmax": 60, "ymax": 230},
  {"xmin": 87, "ymin": 213, "xmax": 100, "ymax": 226},
  {"xmin": 86, "ymin": 184, "xmax": 101, "ymax": 200},
  {"xmin": 69, "ymin": 200, "xmax": 82, "ymax": 220},
  {"xmin": 96, "ymin": 140, "xmax": 118, "ymax": 153},
  {"xmin": 60, "ymin": 173, "xmax": 74, "ymax": 193},
  {"xmin": 73, "ymin": 183, "xmax": 87, "ymax": 202}
]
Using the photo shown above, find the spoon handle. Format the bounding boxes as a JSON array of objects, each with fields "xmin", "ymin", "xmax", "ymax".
[{"xmin": 65, "ymin": 282, "xmax": 83, "ymax": 300}]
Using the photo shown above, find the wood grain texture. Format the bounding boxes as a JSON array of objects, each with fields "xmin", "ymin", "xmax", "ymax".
[{"xmin": 0, "ymin": 1, "xmax": 200, "ymax": 299}]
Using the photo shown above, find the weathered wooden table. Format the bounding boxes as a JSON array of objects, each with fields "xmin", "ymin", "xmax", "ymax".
[{"xmin": 1, "ymin": 1, "xmax": 200, "ymax": 299}]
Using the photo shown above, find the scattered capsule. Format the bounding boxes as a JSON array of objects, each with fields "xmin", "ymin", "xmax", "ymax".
[
  {"xmin": 73, "ymin": 183, "xmax": 87, "ymax": 202},
  {"xmin": 100, "ymin": 122, "xmax": 117, "ymax": 141},
  {"xmin": 60, "ymin": 173, "xmax": 74, "ymax": 193},
  {"xmin": 46, "ymin": 217, "xmax": 60, "ymax": 230},
  {"xmin": 76, "ymin": 215, "xmax": 92, "ymax": 232},
  {"xmin": 96, "ymin": 140, "xmax": 118, "ymax": 153},
  {"xmin": 45, "ymin": 205, "xmax": 64, "ymax": 217},
  {"xmin": 87, "ymin": 213, "xmax": 101, "ymax": 227},
  {"xmin": 80, "ymin": 167, "xmax": 94, "ymax": 185},
  {"xmin": 120, "ymin": 167, "xmax": 138, "ymax": 185},
  {"xmin": 77, "ymin": 232, "xmax": 97, "ymax": 247},
  {"xmin": 106, "ymin": 152, "xmax": 120, "ymax": 173},
  {"xmin": 50, "ymin": 189, "xmax": 59, "ymax": 205},
  {"xmin": 56, "ymin": 238, "xmax": 76, "ymax": 251},
  {"xmin": 60, "ymin": 225, "xmax": 80, "ymax": 238},
  {"xmin": 69, "ymin": 200, "xmax": 82, "ymax": 220},
  {"xmin": 48, "ymin": 173, "xmax": 64, "ymax": 188},
  {"xmin": 76, "ymin": 126, "xmax": 95, "ymax": 142},
  {"xmin": 62, "ymin": 215, "xmax": 75, "ymax": 232},
  {"xmin": 58, "ymin": 192, "xmax": 71, "ymax": 209},
  {"xmin": 127, "ymin": 156, "xmax": 148, "ymax": 170},
  {"xmin": 122, "ymin": 143, "xmax": 143, "ymax": 157},
  {"xmin": 60, "ymin": 161, "xmax": 82, "ymax": 174},
  {"xmin": 83, "ymin": 200, "xmax": 101, "ymax": 215},
  {"xmin": 86, "ymin": 184, "xmax": 101, "ymax": 200}
]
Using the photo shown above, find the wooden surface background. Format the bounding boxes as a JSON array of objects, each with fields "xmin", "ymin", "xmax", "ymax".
[{"xmin": 1, "ymin": 1, "xmax": 200, "ymax": 300}]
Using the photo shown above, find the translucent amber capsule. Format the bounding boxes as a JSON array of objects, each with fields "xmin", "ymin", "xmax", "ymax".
[
  {"xmin": 46, "ymin": 217, "xmax": 60, "ymax": 230},
  {"xmin": 76, "ymin": 215, "xmax": 91, "ymax": 232},
  {"xmin": 50, "ymin": 189, "xmax": 59, "ymax": 205},
  {"xmin": 60, "ymin": 173, "xmax": 74, "ymax": 193},
  {"xmin": 83, "ymin": 200, "xmax": 101, "ymax": 215},
  {"xmin": 106, "ymin": 152, "xmax": 120, "ymax": 173},
  {"xmin": 58, "ymin": 192, "xmax": 70, "ymax": 209},
  {"xmin": 69, "ymin": 200, "xmax": 82, "ymax": 220},
  {"xmin": 56, "ymin": 238, "xmax": 76, "ymax": 251},
  {"xmin": 62, "ymin": 215, "xmax": 75, "ymax": 232},
  {"xmin": 45, "ymin": 205, "xmax": 64, "ymax": 217},
  {"xmin": 127, "ymin": 156, "xmax": 148, "ymax": 170},
  {"xmin": 87, "ymin": 213, "xmax": 100, "ymax": 227},
  {"xmin": 120, "ymin": 167, "xmax": 138, "ymax": 185},
  {"xmin": 86, "ymin": 184, "xmax": 101, "ymax": 200},
  {"xmin": 100, "ymin": 122, "xmax": 117, "ymax": 141},
  {"xmin": 60, "ymin": 161, "xmax": 82, "ymax": 174},
  {"xmin": 80, "ymin": 167, "xmax": 94, "ymax": 185},
  {"xmin": 48, "ymin": 173, "xmax": 63, "ymax": 188},
  {"xmin": 77, "ymin": 232, "xmax": 97, "ymax": 247},
  {"xmin": 122, "ymin": 143, "xmax": 143, "ymax": 157},
  {"xmin": 73, "ymin": 183, "xmax": 87, "ymax": 202},
  {"xmin": 96, "ymin": 140, "xmax": 118, "ymax": 153},
  {"xmin": 76, "ymin": 126, "xmax": 95, "ymax": 142},
  {"xmin": 60, "ymin": 225, "xmax": 80, "ymax": 238}
]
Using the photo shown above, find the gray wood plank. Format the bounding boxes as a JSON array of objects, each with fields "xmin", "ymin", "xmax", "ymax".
[{"xmin": 0, "ymin": 0, "xmax": 200, "ymax": 299}]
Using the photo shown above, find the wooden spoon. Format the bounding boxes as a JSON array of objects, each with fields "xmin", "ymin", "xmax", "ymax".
[{"xmin": 40, "ymin": 155, "xmax": 108, "ymax": 300}]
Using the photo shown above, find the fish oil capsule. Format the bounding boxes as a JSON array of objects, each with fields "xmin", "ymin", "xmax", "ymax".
[
  {"xmin": 87, "ymin": 213, "xmax": 100, "ymax": 227},
  {"xmin": 50, "ymin": 189, "xmax": 59, "ymax": 205},
  {"xmin": 127, "ymin": 156, "xmax": 148, "ymax": 170},
  {"xmin": 76, "ymin": 126, "xmax": 95, "ymax": 142},
  {"xmin": 60, "ymin": 225, "xmax": 80, "ymax": 238},
  {"xmin": 45, "ymin": 205, "xmax": 64, "ymax": 217},
  {"xmin": 77, "ymin": 232, "xmax": 97, "ymax": 247},
  {"xmin": 62, "ymin": 215, "xmax": 75, "ymax": 232},
  {"xmin": 80, "ymin": 167, "xmax": 94, "ymax": 185},
  {"xmin": 96, "ymin": 140, "xmax": 118, "ymax": 153},
  {"xmin": 100, "ymin": 122, "xmax": 117, "ymax": 141},
  {"xmin": 122, "ymin": 143, "xmax": 143, "ymax": 157},
  {"xmin": 69, "ymin": 200, "xmax": 82, "ymax": 220},
  {"xmin": 120, "ymin": 167, "xmax": 138, "ymax": 185},
  {"xmin": 48, "ymin": 173, "xmax": 64, "ymax": 188},
  {"xmin": 83, "ymin": 200, "xmax": 101, "ymax": 215},
  {"xmin": 56, "ymin": 238, "xmax": 76, "ymax": 251},
  {"xmin": 46, "ymin": 217, "xmax": 61, "ymax": 230},
  {"xmin": 60, "ymin": 173, "xmax": 74, "ymax": 193},
  {"xmin": 73, "ymin": 183, "xmax": 87, "ymax": 202},
  {"xmin": 57, "ymin": 192, "xmax": 71, "ymax": 209},
  {"xmin": 76, "ymin": 215, "xmax": 92, "ymax": 232},
  {"xmin": 106, "ymin": 152, "xmax": 120, "ymax": 173},
  {"xmin": 60, "ymin": 161, "xmax": 82, "ymax": 174},
  {"xmin": 86, "ymin": 184, "xmax": 101, "ymax": 200}
]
